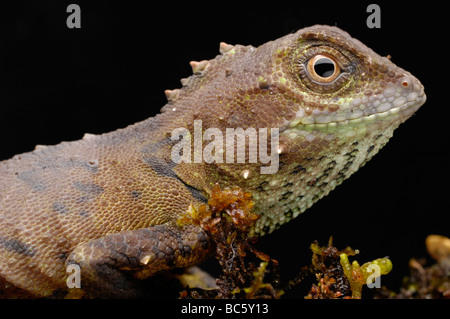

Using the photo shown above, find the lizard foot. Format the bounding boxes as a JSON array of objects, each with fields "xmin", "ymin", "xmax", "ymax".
[{"xmin": 65, "ymin": 224, "xmax": 213, "ymax": 298}]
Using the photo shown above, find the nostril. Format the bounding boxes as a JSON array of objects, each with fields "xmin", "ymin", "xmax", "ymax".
[{"xmin": 399, "ymin": 76, "xmax": 413, "ymax": 90}]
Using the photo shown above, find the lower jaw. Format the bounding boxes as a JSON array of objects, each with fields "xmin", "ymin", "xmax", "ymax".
[{"xmin": 283, "ymin": 100, "xmax": 422, "ymax": 136}]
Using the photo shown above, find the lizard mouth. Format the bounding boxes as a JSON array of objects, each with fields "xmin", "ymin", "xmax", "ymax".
[{"xmin": 284, "ymin": 91, "xmax": 426, "ymax": 135}]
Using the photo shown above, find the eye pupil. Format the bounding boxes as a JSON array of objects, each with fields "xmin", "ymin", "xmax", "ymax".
[
  {"xmin": 314, "ymin": 58, "xmax": 335, "ymax": 78},
  {"xmin": 306, "ymin": 54, "xmax": 340, "ymax": 84}
]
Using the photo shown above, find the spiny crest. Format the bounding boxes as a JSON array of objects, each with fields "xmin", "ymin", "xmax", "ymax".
[
  {"xmin": 219, "ymin": 42, "xmax": 234, "ymax": 54},
  {"xmin": 163, "ymin": 42, "xmax": 237, "ymax": 104},
  {"xmin": 189, "ymin": 60, "xmax": 209, "ymax": 74},
  {"xmin": 164, "ymin": 89, "xmax": 180, "ymax": 102}
]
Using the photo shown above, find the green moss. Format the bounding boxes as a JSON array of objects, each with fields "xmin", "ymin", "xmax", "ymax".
[{"xmin": 340, "ymin": 253, "xmax": 392, "ymax": 298}]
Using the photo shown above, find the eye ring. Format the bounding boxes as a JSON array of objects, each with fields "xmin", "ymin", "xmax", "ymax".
[{"xmin": 306, "ymin": 54, "xmax": 340, "ymax": 83}]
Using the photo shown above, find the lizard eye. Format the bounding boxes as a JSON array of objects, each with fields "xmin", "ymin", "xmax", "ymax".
[
  {"xmin": 306, "ymin": 54, "xmax": 340, "ymax": 83},
  {"xmin": 294, "ymin": 45, "xmax": 353, "ymax": 93}
]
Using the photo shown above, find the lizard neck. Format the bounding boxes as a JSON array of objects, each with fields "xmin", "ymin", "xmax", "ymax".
[
  {"xmin": 137, "ymin": 85, "xmax": 403, "ymax": 237},
  {"xmin": 146, "ymin": 105, "xmax": 397, "ymax": 237}
]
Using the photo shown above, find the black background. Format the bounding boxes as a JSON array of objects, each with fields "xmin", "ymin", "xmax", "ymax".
[{"xmin": 0, "ymin": 0, "xmax": 447, "ymax": 302}]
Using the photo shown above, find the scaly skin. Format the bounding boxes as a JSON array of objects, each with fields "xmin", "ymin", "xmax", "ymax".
[{"xmin": 0, "ymin": 25, "xmax": 426, "ymax": 298}]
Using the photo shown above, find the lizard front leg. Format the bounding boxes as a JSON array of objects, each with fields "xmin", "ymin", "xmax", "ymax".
[{"xmin": 66, "ymin": 224, "xmax": 213, "ymax": 298}]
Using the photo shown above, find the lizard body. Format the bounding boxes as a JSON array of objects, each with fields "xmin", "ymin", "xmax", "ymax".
[{"xmin": 0, "ymin": 25, "xmax": 426, "ymax": 298}]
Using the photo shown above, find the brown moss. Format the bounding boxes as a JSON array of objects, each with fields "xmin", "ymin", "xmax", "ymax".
[{"xmin": 179, "ymin": 184, "xmax": 281, "ymax": 299}]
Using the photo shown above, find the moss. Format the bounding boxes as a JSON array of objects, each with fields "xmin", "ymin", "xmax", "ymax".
[
  {"xmin": 376, "ymin": 235, "xmax": 450, "ymax": 299},
  {"xmin": 179, "ymin": 184, "xmax": 281, "ymax": 299},
  {"xmin": 178, "ymin": 188, "xmax": 398, "ymax": 299},
  {"xmin": 339, "ymin": 253, "xmax": 392, "ymax": 298},
  {"xmin": 305, "ymin": 238, "xmax": 392, "ymax": 299}
]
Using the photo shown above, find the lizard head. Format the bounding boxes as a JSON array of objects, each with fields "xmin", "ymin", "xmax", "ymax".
[
  {"xmin": 164, "ymin": 25, "xmax": 426, "ymax": 235},
  {"xmin": 276, "ymin": 25, "xmax": 426, "ymax": 144}
]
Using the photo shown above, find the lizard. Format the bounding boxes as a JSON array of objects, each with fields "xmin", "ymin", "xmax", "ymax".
[{"xmin": 0, "ymin": 25, "xmax": 426, "ymax": 298}]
